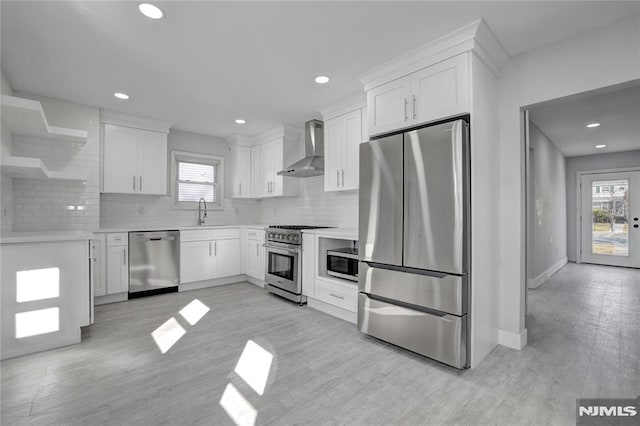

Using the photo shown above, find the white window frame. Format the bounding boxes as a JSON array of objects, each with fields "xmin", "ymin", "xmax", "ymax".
[{"xmin": 171, "ymin": 151, "xmax": 224, "ymax": 210}]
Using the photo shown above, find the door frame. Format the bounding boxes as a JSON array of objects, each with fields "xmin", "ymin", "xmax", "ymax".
[{"xmin": 576, "ymin": 166, "xmax": 640, "ymax": 264}]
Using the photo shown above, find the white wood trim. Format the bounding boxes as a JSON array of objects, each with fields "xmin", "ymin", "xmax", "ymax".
[
  {"xmin": 307, "ymin": 297, "xmax": 357, "ymax": 324},
  {"xmin": 358, "ymin": 19, "xmax": 508, "ymax": 91},
  {"xmin": 100, "ymin": 109, "xmax": 173, "ymax": 134},
  {"xmin": 575, "ymin": 167, "xmax": 640, "ymax": 263},
  {"xmin": 179, "ymin": 275, "xmax": 245, "ymax": 292},
  {"xmin": 94, "ymin": 292, "xmax": 128, "ymax": 305},
  {"xmin": 318, "ymin": 92, "xmax": 366, "ymax": 121},
  {"xmin": 170, "ymin": 150, "xmax": 225, "ymax": 211},
  {"xmin": 498, "ymin": 328, "xmax": 528, "ymax": 350},
  {"xmin": 527, "ymin": 257, "xmax": 567, "ymax": 289},
  {"xmin": 245, "ymin": 276, "xmax": 265, "ymax": 288}
]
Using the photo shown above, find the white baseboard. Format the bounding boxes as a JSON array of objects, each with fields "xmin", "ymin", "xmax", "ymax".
[
  {"xmin": 498, "ymin": 328, "xmax": 528, "ymax": 350},
  {"xmin": 95, "ymin": 292, "xmax": 128, "ymax": 305},
  {"xmin": 246, "ymin": 276, "xmax": 265, "ymax": 288},
  {"xmin": 179, "ymin": 275, "xmax": 245, "ymax": 292},
  {"xmin": 527, "ymin": 257, "xmax": 567, "ymax": 289},
  {"xmin": 307, "ymin": 297, "xmax": 357, "ymax": 324}
]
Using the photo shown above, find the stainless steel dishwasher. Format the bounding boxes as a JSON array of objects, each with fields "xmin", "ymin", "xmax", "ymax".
[{"xmin": 129, "ymin": 230, "xmax": 180, "ymax": 297}]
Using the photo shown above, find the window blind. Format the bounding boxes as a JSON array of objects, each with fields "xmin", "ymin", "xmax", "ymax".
[{"xmin": 177, "ymin": 161, "xmax": 216, "ymax": 202}]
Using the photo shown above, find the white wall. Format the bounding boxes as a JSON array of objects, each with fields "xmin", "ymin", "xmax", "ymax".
[
  {"xmin": 1, "ymin": 71, "xmax": 14, "ymax": 233},
  {"xmin": 497, "ymin": 15, "xmax": 640, "ymax": 342},
  {"xmin": 565, "ymin": 150, "xmax": 640, "ymax": 261},
  {"xmin": 528, "ymin": 122, "xmax": 566, "ymax": 280}
]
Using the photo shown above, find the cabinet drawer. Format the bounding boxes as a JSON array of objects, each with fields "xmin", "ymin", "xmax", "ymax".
[
  {"xmin": 315, "ymin": 278, "xmax": 357, "ymax": 312},
  {"xmin": 181, "ymin": 230, "xmax": 214, "ymax": 242},
  {"xmin": 107, "ymin": 233, "xmax": 128, "ymax": 247},
  {"xmin": 212, "ymin": 228, "xmax": 240, "ymax": 240},
  {"xmin": 357, "ymin": 293, "xmax": 467, "ymax": 369},
  {"xmin": 246, "ymin": 229, "xmax": 264, "ymax": 241}
]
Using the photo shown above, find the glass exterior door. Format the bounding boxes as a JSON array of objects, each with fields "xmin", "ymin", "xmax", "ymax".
[{"xmin": 580, "ymin": 171, "xmax": 640, "ymax": 267}]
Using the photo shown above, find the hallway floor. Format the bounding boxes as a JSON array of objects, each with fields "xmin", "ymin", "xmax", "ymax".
[{"xmin": 1, "ymin": 263, "xmax": 638, "ymax": 425}]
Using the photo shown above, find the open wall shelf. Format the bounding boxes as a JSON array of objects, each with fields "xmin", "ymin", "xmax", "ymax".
[
  {"xmin": 1, "ymin": 155, "xmax": 86, "ymax": 182},
  {"xmin": 1, "ymin": 95, "xmax": 88, "ymax": 144}
]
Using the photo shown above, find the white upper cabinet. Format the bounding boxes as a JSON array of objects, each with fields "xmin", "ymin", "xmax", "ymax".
[
  {"xmin": 261, "ymin": 139, "xmax": 276, "ymax": 197},
  {"xmin": 250, "ymin": 145, "xmax": 262, "ymax": 198},
  {"xmin": 324, "ymin": 109, "xmax": 362, "ymax": 192},
  {"xmin": 103, "ymin": 123, "xmax": 168, "ymax": 195},
  {"xmin": 232, "ymin": 145, "xmax": 251, "ymax": 198},
  {"xmin": 366, "ymin": 54, "xmax": 470, "ymax": 137},
  {"xmin": 367, "ymin": 76, "xmax": 412, "ymax": 136}
]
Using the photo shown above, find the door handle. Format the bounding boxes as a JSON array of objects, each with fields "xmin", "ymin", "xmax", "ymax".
[
  {"xmin": 123, "ymin": 248, "xmax": 127, "ymax": 265},
  {"xmin": 209, "ymin": 241, "xmax": 212, "ymax": 256},
  {"xmin": 256, "ymin": 244, "xmax": 259, "ymax": 256},
  {"xmin": 214, "ymin": 241, "xmax": 217, "ymax": 256},
  {"xmin": 139, "ymin": 176, "xmax": 142, "ymax": 192},
  {"xmin": 133, "ymin": 176, "xmax": 136, "ymax": 191},
  {"xmin": 404, "ymin": 97, "xmax": 409, "ymax": 121},
  {"xmin": 412, "ymin": 95, "xmax": 417, "ymax": 119},
  {"xmin": 329, "ymin": 293, "xmax": 344, "ymax": 300},
  {"xmin": 337, "ymin": 170, "xmax": 340, "ymax": 187},
  {"xmin": 341, "ymin": 169, "xmax": 344, "ymax": 187},
  {"xmin": 239, "ymin": 183, "xmax": 242, "ymax": 195}
]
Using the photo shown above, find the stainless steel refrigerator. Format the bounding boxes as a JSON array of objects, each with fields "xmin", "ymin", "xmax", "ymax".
[{"xmin": 358, "ymin": 118, "xmax": 470, "ymax": 369}]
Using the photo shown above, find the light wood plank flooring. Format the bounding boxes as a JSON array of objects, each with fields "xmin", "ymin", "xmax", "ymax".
[{"xmin": 2, "ymin": 263, "xmax": 639, "ymax": 425}]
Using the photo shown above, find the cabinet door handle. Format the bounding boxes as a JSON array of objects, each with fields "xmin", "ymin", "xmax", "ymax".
[
  {"xmin": 329, "ymin": 293, "xmax": 344, "ymax": 300},
  {"xmin": 133, "ymin": 176, "xmax": 136, "ymax": 191},
  {"xmin": 404, "ymin": 97, "xmax": 409, "ymax": 121},
  {"xmin": 256, "ymin": 244, "xmax": 259, "ymax": 256},
  {"xmin": 214, "ymin": 241, "xmax": 217, "ymax": 256},
  {"xmin": 341, "ymin": 169, "xmax": 344, "ymax": 187},
  {"xmin": 412, "ymin": 95, "xmax": 417, "ymax": 119},
  {"xmin": 239, "ymin": 183, "xmax": 242, "ymax": 195},
  {"xmin": 209, "ymin": 241, "xmax": 212, "ymax": 256},
  {"xmin": 139, "ymin": 176, "xmax": 142, "ymax": 192},
  {"xmin": 123, "ymin": 248, "xmax": 127, "ymax": 265},
  {"xmin": 336, "ymin": 170, "xmax": 340, "ymax": 187}
]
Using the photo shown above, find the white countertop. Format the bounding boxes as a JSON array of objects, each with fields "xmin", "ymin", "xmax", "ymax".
[
  {"xmin": 0, "ymin": 231, "xmax": 95, "ymax": 244},
  {"xmin": 302, "ymin": 227, "xmax": 358, "ymax": 239},
  {"xmin": 96, "ymin": 224, "xmax": 269, "ymax": 233}
]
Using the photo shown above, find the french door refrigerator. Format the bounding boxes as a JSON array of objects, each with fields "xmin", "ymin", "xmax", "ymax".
[{"xmin": 358, "ymin": 118, "xmax": 470, "ymax": 369}]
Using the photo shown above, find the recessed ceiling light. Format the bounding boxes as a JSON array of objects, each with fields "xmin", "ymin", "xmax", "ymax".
[
  {"xmin": 114, "ymin": 92, "xmax": 130, "ymax": 100},
  {"xmin": 595, "ymin": 144, "xmax": 607, "ymax": 149},
  {"xmin": 138, "ymin": 3, "xmax": 165, "ymax": 19},
  {"xmin": 586, "ymin": 122, "xmax": 601, "ymax": 128},
  {"xmin": 235, "ymin": 119, "xmax": 246, "ymax": 124},
  {"xmin": 314, "ymin": 76, "xmax": 330, "ymax": 84}
]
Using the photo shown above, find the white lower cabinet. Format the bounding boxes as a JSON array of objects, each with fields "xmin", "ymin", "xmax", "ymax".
[
  {"xmin": 105, "ymin": 233, "xmax": 128, "ymax": 294},
  {"xmin": 243, "ymin": 229, "xmax": 265, "ymax": 281},
  {"xmin": 180, "ymin": 240, "xmax": 213, "ymax": 284},
  {"xmin": 91, "ymin": 234, "xmax": 107, "ymax": 297},
  {"xmin": 315, "ymin": 278, "xmax": 358, "ymax": 313},
  {"xmin": 213, "ymin": 238, "xmax": 241, "ymax": 278},
  {"xmin": 180, "ymin": 228, "xmax": 241, "ymax": 284}
]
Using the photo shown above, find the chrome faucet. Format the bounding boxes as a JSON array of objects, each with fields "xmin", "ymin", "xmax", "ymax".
[{"xmin": 198, "ymin": 197, "xmax": 207, "ymax": 225}]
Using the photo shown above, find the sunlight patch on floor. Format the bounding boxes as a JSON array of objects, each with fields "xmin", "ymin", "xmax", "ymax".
[
  {"xmin": 179, "ymin": 299, "xmax": 210, "ymax": 326},
  {"xmin": 219, "ymin": 383, "xmax": 257, "ymax": 426},
  {"xmin": 234, "ymin": 340, "xmax": 273, "ymax": 396},
  {"xmin": 151, "ymin": 317, "xmax": 186, "ymax": 354}
]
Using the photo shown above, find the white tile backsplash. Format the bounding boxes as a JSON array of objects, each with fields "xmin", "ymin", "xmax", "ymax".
[{"xmin": 10, "ymin": 92, "xmax": 100, "ymax": 232}]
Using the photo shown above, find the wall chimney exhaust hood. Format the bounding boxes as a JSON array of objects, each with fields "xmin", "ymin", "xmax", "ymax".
[{"xmin": 277, "ymin": 119, "xmax": 324, "ymax": 178}]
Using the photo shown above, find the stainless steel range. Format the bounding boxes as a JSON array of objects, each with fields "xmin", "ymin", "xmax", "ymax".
[{"xmin": 264, "ymin": 225, "xmax": 330, "ymax": 304}]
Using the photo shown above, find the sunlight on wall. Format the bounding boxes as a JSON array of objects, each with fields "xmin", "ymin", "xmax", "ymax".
[
  {"xmin": 151, "ymin": 317, "xmax": 186, "ymax": 354},
  {"xmin": 234, "ymin": 340, "xmax": 273, "ymax": 396},
  {"xmin": 16, "ymin": 267, "xmax": 60, "ymax": 302},
  {"xmin": 15, "ymin": 307, "xmax": 60, "ymax": 338},
  {"xmin": 179, "ymin": 299, "xmax": 210, "ymax": 326},
  {"xmin": 219, "ymin": 383, "xmax": 257, "ymax": 426}
]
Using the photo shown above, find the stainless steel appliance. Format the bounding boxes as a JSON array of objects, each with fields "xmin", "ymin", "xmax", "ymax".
[
  {"xmin": 264, "ymin": 225, "xmax": 330, "ymax": 304},
  {"xmin": 129, "ymin": 230, "xmax": 180, "ymax": 297},
  {"xmin": 277, "ymin": 120, "xmax": 324, "ymax": 178},
  {"xmin": 358, "ymin": 118, "xmax": 470, "ymax": 369},
  {"xmin": 326, "ymin": 247, "xmax": 359, "ymax": 282}
]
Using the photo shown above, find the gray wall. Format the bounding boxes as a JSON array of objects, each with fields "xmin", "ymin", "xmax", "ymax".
[
  {"xmin": 565, "ymin": 150, "xmax": 640, "ymax": 261},
  {"xmin": 529, "ymin": 122, "xmax": 567, "ymax": 279}
]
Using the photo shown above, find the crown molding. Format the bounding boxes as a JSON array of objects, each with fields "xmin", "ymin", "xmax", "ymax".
[
  {"xmin": 100, "ymin": 109, "xmax": 173, "ymax": 134},
  {"xmin": 358, "ymin": 19, "xmax": 509, "ymax": 91},
  {"xmin": 318, "ymin": 91, "xmax": 366, "ymax": 121}
]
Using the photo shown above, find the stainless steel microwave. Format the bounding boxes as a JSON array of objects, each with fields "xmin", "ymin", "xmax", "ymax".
[{"xmin": 326, "ymin": 248, "xmax": 359, "ymax": 282}]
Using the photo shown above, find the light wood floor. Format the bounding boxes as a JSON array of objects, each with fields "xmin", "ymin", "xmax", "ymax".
[{"xmin": 2, "ymin": 263, "xmax": 639, "ymax": 425}]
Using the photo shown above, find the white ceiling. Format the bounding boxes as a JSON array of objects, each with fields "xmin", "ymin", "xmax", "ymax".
[
  {"xmin": 1, "ymin": 1, "xmax": 638, "ymax": 138},
  {"xmin": 529, "ymin": 82, "xmax": 640, "ymax": 157}
]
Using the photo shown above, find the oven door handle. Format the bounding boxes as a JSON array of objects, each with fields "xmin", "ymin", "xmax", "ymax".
[{"xmin": 263, "ymin": 243, "xmax": 300, "ymax": 254}]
